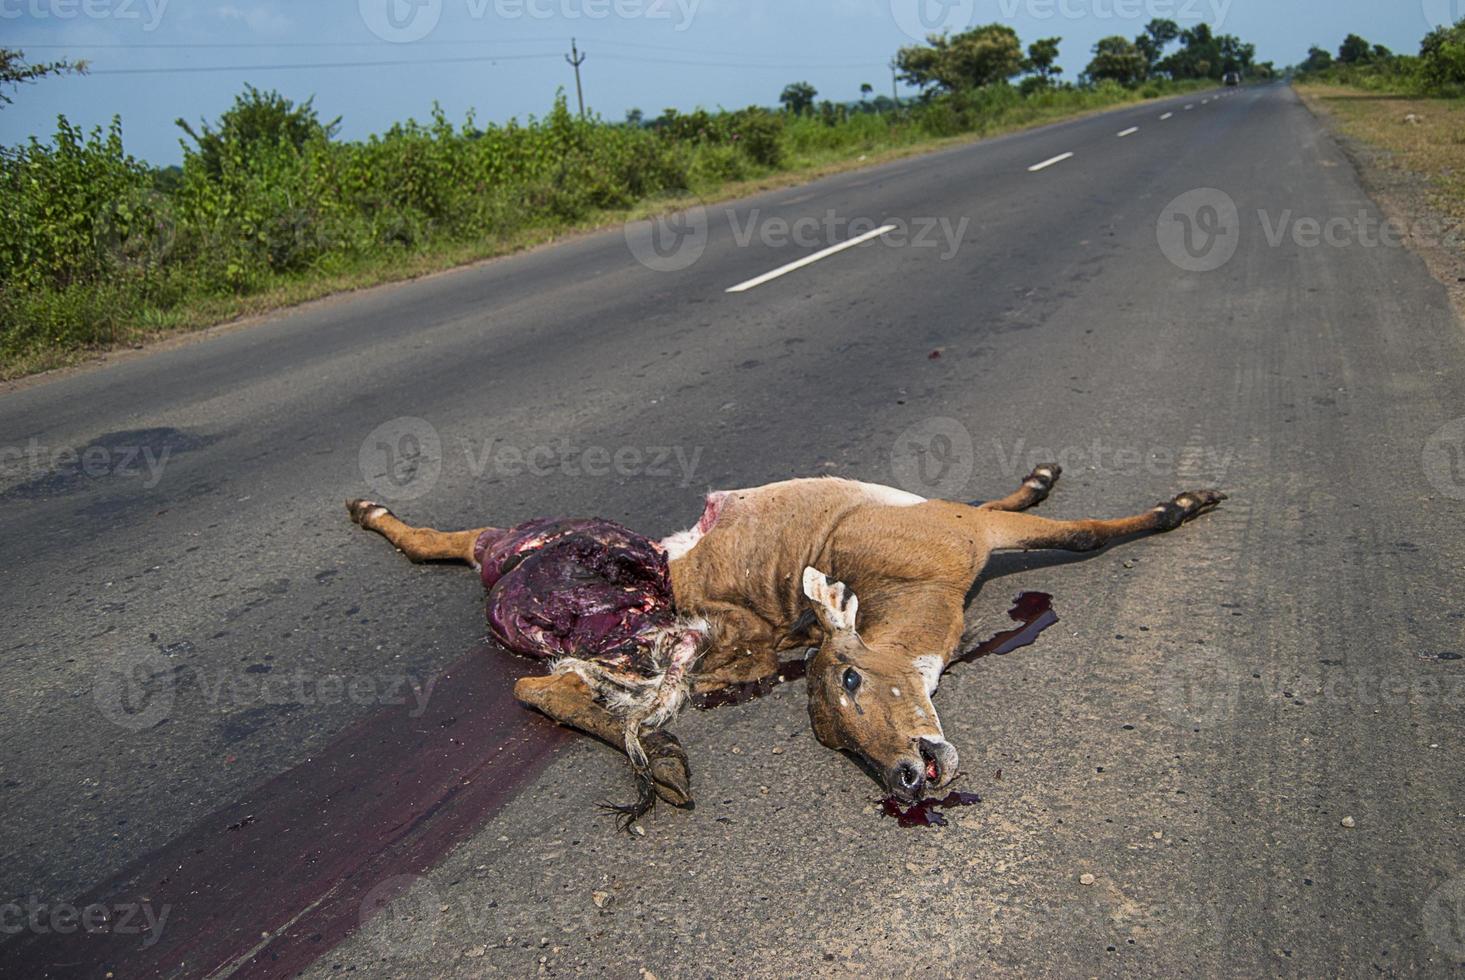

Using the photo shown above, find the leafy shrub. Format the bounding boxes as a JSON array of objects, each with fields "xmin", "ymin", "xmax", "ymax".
[
  {"xmin": 1421, "ymin": 20, "xmax": 1465, "ymax": 91},
  {"xmin": 1, "ymin": 82, "xmax": 1202, "ymax": 370}
]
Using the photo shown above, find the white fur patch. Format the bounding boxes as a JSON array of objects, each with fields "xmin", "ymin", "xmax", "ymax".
[
  {"xmin": 659, "ymin": 527, "xmax": 702, "ymax": 561},
  {"xmin": 854, "ymin": 481, "xmax": 927, "ymax": 507},
  {"xmin": 914, "ymin": 655, "xmax": 945, "ymax": 696},
  {"xmin": 802, "ymin": 567, "xmax": 858, "ymax": 632}
]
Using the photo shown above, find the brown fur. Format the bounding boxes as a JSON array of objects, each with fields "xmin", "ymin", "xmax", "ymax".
[{"xmin": 346, "ymin": 466, "xmax": 1225, "ymax": 823}]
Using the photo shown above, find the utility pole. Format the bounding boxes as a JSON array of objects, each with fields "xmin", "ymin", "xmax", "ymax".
[
  {"xmin": 889, "ymin": 59, "xmax": 900, "ymax": 109},
  {"xmin": 566, "ymin": 38, "xmax": 587, "ymax": 119}
]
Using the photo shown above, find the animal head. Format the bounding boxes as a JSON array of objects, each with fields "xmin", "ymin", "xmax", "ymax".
[{"xmin": 800, "ymin": 567, "xmax": 958, "ymax": 802}]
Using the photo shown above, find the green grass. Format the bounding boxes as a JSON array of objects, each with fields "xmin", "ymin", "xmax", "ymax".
[{"xmin": 0, "ymin": 81, "xmax": 1213, "ymax": 381}]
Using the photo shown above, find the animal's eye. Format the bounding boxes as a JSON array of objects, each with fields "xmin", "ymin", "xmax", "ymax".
[{"xmin": 842, "ymin": 667, "xmax": 862, "ymax": 694}]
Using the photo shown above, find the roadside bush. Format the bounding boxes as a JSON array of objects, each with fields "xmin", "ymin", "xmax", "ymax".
[
  {"xmin": 0, "ymin": 81, "xmax": 1206, "ymax": 372},
  {"xmin": 1421, "ymin": 20, "xmax": 1465, "ymax": 92}
]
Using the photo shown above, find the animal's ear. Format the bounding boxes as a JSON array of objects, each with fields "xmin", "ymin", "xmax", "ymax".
[{"xmin": 801, "ymin": 566, "xmax": 858, "ymax": 635}]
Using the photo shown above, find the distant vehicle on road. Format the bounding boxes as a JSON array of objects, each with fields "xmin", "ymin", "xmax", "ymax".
[{"xmin": 1223, "ymin": 70, "xmax": 1242, "ymax": 86}]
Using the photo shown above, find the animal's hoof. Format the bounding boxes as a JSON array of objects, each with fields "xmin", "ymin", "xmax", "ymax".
[
  {"xmin": 1156, "ymin": 489, "xmax": 1227, "ymax": 529},
  {"xmin": 346, "ymin": 498, "xmax": 387, "ymax": 526},
  {"xmin": 1025, "ymin": 463, "xmax": 1062, "ymax": 489},
  {"xmin": 643, "ymin": 731, "xmax": 693, "ymax": 807}
]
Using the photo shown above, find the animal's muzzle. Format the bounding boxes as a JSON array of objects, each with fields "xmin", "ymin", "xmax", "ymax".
[
  {"xmin": 886, "ymin": 738, "xmax": 959, "ymax": 802},
  {"xmin": 888, "ymin": 759, "xmax": 927, "ymax": 801}
]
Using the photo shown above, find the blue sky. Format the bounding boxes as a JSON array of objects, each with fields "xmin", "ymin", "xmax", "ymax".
[{"xmin": 0, "ymin": 0, "xmax": 1443, "ymax": 164}]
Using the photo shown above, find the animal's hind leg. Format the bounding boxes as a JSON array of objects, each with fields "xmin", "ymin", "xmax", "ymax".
[
  {"xmin": 981, "ymin": 488, "xmax": 1226, "ymax": 552},
  {"xmin": 976, "ymin": 463, "xmax": 1062, "ymax": 512},
  {"xmin": 514, "ymin": 673, "xmax": 693, "ymax": 810},
  {"xmin": 346, "ymin": 498, "xmax": 490, "ymax": 565}
]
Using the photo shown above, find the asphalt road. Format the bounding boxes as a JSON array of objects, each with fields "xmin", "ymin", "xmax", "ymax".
[{"xmin": 2, "ymin": 82, "xmax": 1464, "ymax": 977}]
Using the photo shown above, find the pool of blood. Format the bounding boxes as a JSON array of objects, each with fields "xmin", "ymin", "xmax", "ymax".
[
  {"xmin": 879, "ymin": 791, "xmax": 983, "ymax": 828},
  {"xmin": 950, "ymin": 591, "xmax": 1057, "ymax": 667}
]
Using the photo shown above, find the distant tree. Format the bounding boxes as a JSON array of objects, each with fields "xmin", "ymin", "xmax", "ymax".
[
  {"xmin": 177, "ymin": 85, "xmax": 340, "ymax": 177},
  {"xmin": 1218, "ymin": 35, "xmax": 1255, "ymax": 74},
  {"xmin": 1157, "ymin": 23, "xmax": 1254, "ymax": 79},
  {"xmin": 1420, "ymin": 21, "xmax": 1465, "ymax": 89},
  {"xmin": 1371, "ymin": 44, "xmax": 1393, "ymax": 61},
  {"xmin": 1135, "ymin": 19, "xmax": 1179, "ymax": 72},
  {"xmin": 860, "ymin": 82, "xmax": 874, "ymax": 102},
  {"xmin": 0, "ymin": 48, "xmax": 87, "ymax": 107},
  {"xmin": 779, "ymin": 81, "xmax": 818, "ymax": 114},
  {"xmin": 895, "ymin": 24, "xmax": 1024, "ymax": 93},
  {"xmin": 1085, "ymin": 36, "xmax": 1148, "ymax": 87},
  {"xmin": 1337, "ymin": 33, "xmax": 1372, "ymax": 64},
  {"xmin": 1024, "ymin": 37, "xmax": 1063, "ymax": 82},
  {"xmin": 1301, "ymin": 45, "xmax": 1333, "ymax": 73},
  {"xmin": 625, "ymin": 107, "xmax": 644, "ymax": 127}
]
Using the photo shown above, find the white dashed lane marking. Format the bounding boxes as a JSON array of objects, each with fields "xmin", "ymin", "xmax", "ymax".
[
  {"xmin": 725, "ymin": 224, "xmax": 898, "ymax": 293},
  {"xmin": 1028, "ymin": 151, "xmax": 1074, "ymax": 173}
]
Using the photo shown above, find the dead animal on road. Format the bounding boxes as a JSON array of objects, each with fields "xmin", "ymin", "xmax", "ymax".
[{"xmin": 346, "ymin": 465, "xmax": 1224, "ymax": 828}]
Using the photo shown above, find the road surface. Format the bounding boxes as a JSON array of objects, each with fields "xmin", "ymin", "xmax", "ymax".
[{"xmin": 2, "ymin": 83, "xmax": 1463, "ymax": 976}]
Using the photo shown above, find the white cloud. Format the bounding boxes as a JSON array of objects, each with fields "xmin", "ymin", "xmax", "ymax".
[{"xmin": 214, "ymin": 2, "xmax": 292, "ymax": 35}]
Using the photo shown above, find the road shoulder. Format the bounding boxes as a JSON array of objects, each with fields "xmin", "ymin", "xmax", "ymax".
[{"xmin": 1295, "ymin": 82, "xmax": 1465, "ymax": 320}]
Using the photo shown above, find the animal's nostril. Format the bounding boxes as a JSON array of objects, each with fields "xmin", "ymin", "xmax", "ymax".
[{"xmin": 896, "ymin": 762, "xmax": 921, "ymax": 788}]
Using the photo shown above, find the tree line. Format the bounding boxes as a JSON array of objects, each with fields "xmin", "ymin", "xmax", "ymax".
[{"xmin": 1297, "ymin": 20, "xmax": 1465, "ymax": 94}]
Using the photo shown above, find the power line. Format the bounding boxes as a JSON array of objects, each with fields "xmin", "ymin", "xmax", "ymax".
[
  {"xmin": 18, "ymin": 36, "xmax": 893, "ymax": 65},
  {"xmin": 85, "ymin": 53, "xmax": 561, "ymax": 75},
  {"xmin": 81, "ymin": 52, "xmax": 889, "ymax": 76}
]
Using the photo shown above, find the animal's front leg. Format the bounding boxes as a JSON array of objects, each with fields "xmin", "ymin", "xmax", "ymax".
[
  {"xmin": 514, "ymin": 673, "xmax": 692, "ymax": 808},
  {"xmin": 691, "ymin": 647, "xmax": 783, "ymax": 694},
  {"xmin": 688, "ymin": 605, "xmax": 789, "ymax": 694}
]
